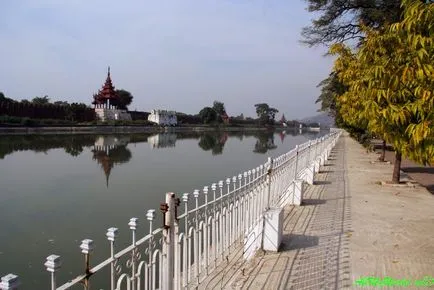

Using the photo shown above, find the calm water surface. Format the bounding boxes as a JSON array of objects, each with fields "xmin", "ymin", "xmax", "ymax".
[{"xmin": 0, "ymin": 130, "xmax": 324, "ymax": 289}]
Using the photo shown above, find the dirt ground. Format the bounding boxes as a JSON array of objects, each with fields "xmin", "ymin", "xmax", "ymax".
[
  {"xmin": 371, "ymin": 140, "xmax": 434, "ymax": 194},
  {"xmin": 382, "ymin": 150, "xmax": 434, "ymax": 194}
]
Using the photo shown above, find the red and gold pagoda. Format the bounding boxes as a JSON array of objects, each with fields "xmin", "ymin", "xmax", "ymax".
[{"xmin": 93, "ymin": 67, "xmax": 119, "ymax": 109}]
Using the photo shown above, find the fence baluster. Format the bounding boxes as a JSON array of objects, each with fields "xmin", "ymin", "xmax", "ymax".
[
  {"xmin": 0, "ymin": 274, "xmax": 20, "ymax": 290},
  {"xmin": 193, "ymin": 189, "xmax": 200, "ymax": 284},
  {"xmin": 218, "ymin": 180, "xmax": 224, "ymax": 263},
  {"xmin": 211, "ymin": 183, "xmax": 217, "ymax": 269},
  {"xmin": 146, "ymin": 209, "xmax": 155, "ymax": 290},
  {"xmin": 203, "ymin": 186, "xmax": 209, "ymax": 276},
  {"xmin": 44, "ymin": 255, "xmax": 61, "ymax": 290},
  {"xmin": 182, "ymin": 193, "xmax": 190, "ymax": 286},
  {"xmin": 106, "ymin": 227, "xmax": 118, "ymax": 290},
  {"xmin": 79, "ymin": 239, "xmax": 94, "ymax": 289},
  {"xmin": 128, "ymin": 218, "xmax": 138, "ymax": 290}
]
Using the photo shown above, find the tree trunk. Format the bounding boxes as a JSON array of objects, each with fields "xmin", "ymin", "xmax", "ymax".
[
  {"xmin": 392, "ymin": 151, "xmax": 402, "ymax": 184},
  {"xmin": 379, "ymin": 140, "xmax": 386, "ymax": 162}
]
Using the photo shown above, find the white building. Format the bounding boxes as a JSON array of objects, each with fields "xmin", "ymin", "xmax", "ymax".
[{"xmin": 148, "ymin": 110, "xmax": 177, "ymax": 126}]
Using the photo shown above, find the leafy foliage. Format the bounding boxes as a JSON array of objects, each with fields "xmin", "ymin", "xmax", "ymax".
[
  {"xmin": 114, "ymin": 89, "xmax": 133, "ymax": 110},
  {"xmin": 198, "ymin": 107, "xmax": 218, "ymax": 124},
  {"xmin": 254, "ymin": 103, "xmax": 279, "ymax": 125},
  {"xmin": 212, "ymin": 101, "xmax": 226, "ymax": 115},
  {"xmin": 32, "ymin": 96, "xmax": 50, "ymax": 105},
  {"xmin": 330, "ymin": 0, "xmax": 434, "ymax": 182}
]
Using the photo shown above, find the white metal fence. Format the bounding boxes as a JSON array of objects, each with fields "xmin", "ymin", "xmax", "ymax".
[{"xmin": 0, "ymin": 130, "xmax": 341, "ymax": 290}]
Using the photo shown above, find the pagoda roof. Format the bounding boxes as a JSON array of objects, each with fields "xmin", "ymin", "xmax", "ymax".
[{"xmin": 93, "ymin": 67, "xmax": 118, "ymax": 103}]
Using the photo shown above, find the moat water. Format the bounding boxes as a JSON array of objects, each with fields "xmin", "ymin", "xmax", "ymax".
[{"xmin": 0, "ymin": 129, "xmax": 325, "ymax": 289}]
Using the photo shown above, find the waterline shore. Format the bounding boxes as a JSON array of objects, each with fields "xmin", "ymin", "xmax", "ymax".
[{"xmin": 0, "ymin": 125, "xmax": 273, "ymax": 135}]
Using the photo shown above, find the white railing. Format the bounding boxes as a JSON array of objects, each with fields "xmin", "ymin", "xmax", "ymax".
[{"xmin": 0, "ymin": 130, "xmax": 341, "ymax": 290}]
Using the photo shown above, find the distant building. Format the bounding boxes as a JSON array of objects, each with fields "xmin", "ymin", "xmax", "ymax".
[
  {"xmin": 92, "ymin": 67, "xmax": 131, "ymax": 122},
  {"xmin": 148, "ymin": 110, "xmax": 177, "ymax": 126}
]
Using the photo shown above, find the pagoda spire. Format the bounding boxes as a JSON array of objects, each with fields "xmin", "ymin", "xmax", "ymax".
[
  {"xmin": 106, "ymin": 171, "xmax": 110, "ymax": 188},
  {"xmin": 93, "ymin": 66, "xmax": 118, "ymax": 108}
]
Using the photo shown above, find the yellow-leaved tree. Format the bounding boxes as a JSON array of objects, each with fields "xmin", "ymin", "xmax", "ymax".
[{"xmin": 332, "ymin": 0, "xmax": 434, "ymax": 183}]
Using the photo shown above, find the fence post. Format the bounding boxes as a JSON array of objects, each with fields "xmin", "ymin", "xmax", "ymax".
[
  {"xmin": 0, "ymin": 274, "xmax": 20, "ymax": 290},
  {"xmin": 306, "ymin": 140, "xmax": 312, "ymax": 168},
  {"xmin": 80, "ymin": 239, "xmax": 94, "ymax": 289},
  {"xmin": 294, "ymin": 145, "xmax": 299, "ymax": 179},
  {"xmin": 261, "ymin": 157, "xmax": 273, "ymax": 251},
  {"xmin": 193, "ymin": 189, "xmax": 200, "ymax": 284},
  {"xmin": 161, "ymin": 192, "xmax": 175, "ymax": 290},
  {"xmin": 292, "ymin": 145, "xmax": 304, "ymax": 205},
  {"xmin": 106, "ymin": 227, "xmax": 118, "ymax": 290},
  {"xmin": 266, "ymin": 157, "xmax": 274, "ymax": 210},
  {"xmin": 45, "ymin": 255, "xmax": 61, "ymax": 290},
  {"xmin": 173, "ymin": 197, "xmax": 181, "ymax": 290},
  {"xmin": 128, "ymin": 218, "xmax": 138, "ymax": 290},
  {"xmin": 203, "ymin": 186, "xmax": 209, "ymax": 276}
]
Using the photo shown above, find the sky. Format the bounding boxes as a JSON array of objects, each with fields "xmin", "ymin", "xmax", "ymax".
[{"xmin": 0, "ymin": 0, "xmax": 334, "ymax": 119}]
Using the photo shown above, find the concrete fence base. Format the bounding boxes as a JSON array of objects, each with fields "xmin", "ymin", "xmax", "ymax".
[
  {"xmin": 262, "ymin": 208, "xmax": 284, "ymax": 251},
  {"xmin": 292, "ymin": 179, "xmax": 304, "ymax": 205}
]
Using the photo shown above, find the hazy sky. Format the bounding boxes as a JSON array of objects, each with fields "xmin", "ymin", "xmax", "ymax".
[{"xmin": 0, "ymin": 0, "xmax": 333, "ymax": 119}]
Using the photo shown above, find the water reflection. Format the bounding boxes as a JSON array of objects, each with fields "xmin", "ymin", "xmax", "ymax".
[
  {"xmin": 253, "ymin": 131, "xmax": 277, "ymax": 154},
  {"xmin": 198, "ymin": 132, "xmax": 228, "ymax": 155},
  {"xmin": 0, "ymin": 130, "xmax": 324, "ymax": 186},
  {"xmin": 0, "ymin": 130, "xmax": 324, "ymax": 159},
  {"xmin": 0, "ymin": 134, "xmax": 95, "ymax": 159},
  {"xmin": 148, "ymin": 133, "xmax": 177, "ymax": 149},
  {"xmin": 92, "ymin": 136, "xmax": 132, "ymax": 187}
]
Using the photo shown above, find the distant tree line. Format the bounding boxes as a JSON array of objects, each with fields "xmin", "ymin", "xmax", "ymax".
[
  {"xmin": 194, "ymin": 101, "xmax": 281, "ymax": 126},
  {"xmin": 0, "ymin": 93, "xmax": 95, "ymax": 123}
]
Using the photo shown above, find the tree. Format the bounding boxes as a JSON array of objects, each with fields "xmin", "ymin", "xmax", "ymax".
[
  {"xmin": 198, "ymin": 107, "xmax": 217, "ymax": 124},
  {"xmin": 254, "ymin": 103, "xmax": 279, "ymax": 125},
  {"xmin": 0, "ymin": 92, "xmax": 16, "ymax": 103},
  {"xmin": 54, "ymin": 101, "xmax": 69, "ymax": 106},
  {"xmin": 32, "ymin": 96, "xmax": 50, "ymax": 105},
  {"xmin": 331, "ymin": 0, "xmax": 434, "ymax": 183},
  {"xmin": 301, "ymin": 0, "xmax": 403, "ymax": 47},
  {"xmin": 315, "ymin": 72, "xmax": 347, "ymax": 116},
  {"xmin": 212, "ymin": 101, "xmax": 226, "ymax": 115},
  {"xmin": 115, "ymin": 89, "xmax": 133, "ymax": 110}
]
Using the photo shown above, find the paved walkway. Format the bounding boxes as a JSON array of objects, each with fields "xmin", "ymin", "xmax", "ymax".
[{"xmin": 201, "ymin": 133, "xmax": 434, "ymax": 289}]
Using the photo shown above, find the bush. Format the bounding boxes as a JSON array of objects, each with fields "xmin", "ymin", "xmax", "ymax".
[
  {"xmin": 20, "ymin": 117, "xmax": 36, "ymax": 126},
  {"xmin": 0, "ymin": 115, "xmax": 77, "ymax": 127}
]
